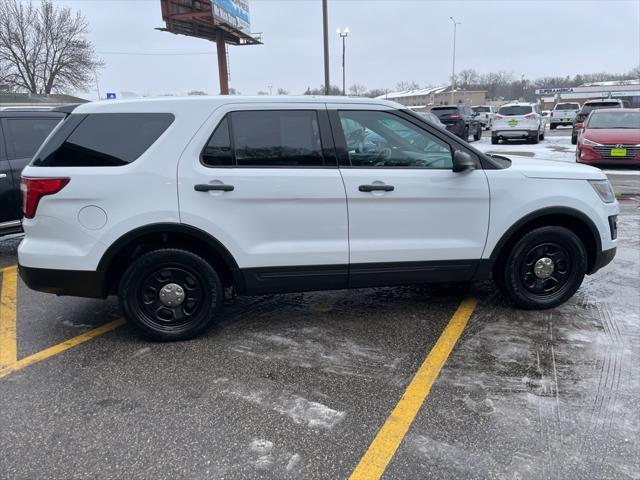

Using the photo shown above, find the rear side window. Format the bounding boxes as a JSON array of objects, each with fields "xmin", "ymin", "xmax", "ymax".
[
  {"xmin": 32, "ymin": 113, "xmax": 174, "ymax": 167},
  {"xmin": 202, "ymin": 117, "xmax": 233, "ymax": 166},
  {"xmin": 5, "ymin": 118, "xmax": 61, "ymax": 160},
  {"xmin": 431, "ymin": 107, "xmax": 459, "ymax": 117},
  {"xmin": 498, "ymin": 105, "xmax": 533, "ymax": 116},
  {"xmin": 232, "ymin": 110, "xmax": 324, "ymax": 167}
]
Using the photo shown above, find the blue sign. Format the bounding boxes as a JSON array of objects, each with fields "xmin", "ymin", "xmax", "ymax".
[{"xmin": 106, "ymin": 92, "xmax": 117, "ymax": 100}]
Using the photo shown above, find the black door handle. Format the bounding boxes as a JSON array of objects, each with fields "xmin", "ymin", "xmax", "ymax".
[
  {"xmin": 194, "ymin": 184, "xmax": 234, "ymax": 192},
  {"xmin": 359, "ymin": 184, "xmax": 394, "ymax": 192}
]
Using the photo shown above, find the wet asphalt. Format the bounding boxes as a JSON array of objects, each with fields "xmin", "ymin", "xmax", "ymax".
[{"xmin": 1, "ymin": 158, "xmax": 639, "ymax": 479}]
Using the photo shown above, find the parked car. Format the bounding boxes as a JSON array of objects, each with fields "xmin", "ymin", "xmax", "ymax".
[
  {"xmin": 472, "ymin": 105, "xmax": 495, "ymax": 130},
  {"xmin": 417, "ymin": 111, "xmax": 447, "ymax": 129},
  {"xmin": 431, "ymin": 105, "xmax": 482, "ymax": 141},
  {"xmin": 550, "ymin": 102, "xmax": 581, "ymax": 129},
  {"xmin": 576, "ymin": 109, "xmax": 640, "ymax": 166},
  {"xmin": 0, "ymin": 109, "xmax": 64, "ymax": 236},
  {"xmin": 491, "ymin": 103, "xmax": 545, "ymax": 144},
  {"xmin": 572, "ymin": 99, "xmax": 624, "ymax": 144},
  {"xmin": 18, "ymin": 97, "xmax": 618, "ymax": 340}
]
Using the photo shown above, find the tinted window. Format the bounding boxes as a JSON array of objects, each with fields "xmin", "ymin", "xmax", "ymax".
[
  {"xmin": 581, "ymin": 102, "xmax": 622, "ymax": 114},
  {"xmin": 473, "ymin": 106, "xmax": 490, "ymax": 112},
  {"xmin": 32, "ymin": 113, "xmax": 174, "ymax": 167},
  {"xmin": 338, "ymin": 110, "xmax": 453, "ymax": 169},
  {"xmin": 230, "ymin": 111, "xmax": 323, "ymax": 167},
  {"xmin": 498, "ymin": 105, "xmax": 533, "ymax": 116},
  {"xmin": 5, "ymin": 118, "xmax": 61, "ymax": 160},
  {"xmin": 201, "ymin": 117, "xmax": 233, "ymax": 166},
  {"xmin": 554, "ymin": 103, "xmax": 580, "ymax": 110},
  {"xmin": 431, "ymin": 107, "xmax": 459, "ymax": 118}
]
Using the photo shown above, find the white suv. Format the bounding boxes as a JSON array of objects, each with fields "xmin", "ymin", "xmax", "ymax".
[
  {"xmin": 18, "ymin": 97, "xmax": 619, "ymax": 340},
  {"xmin": 491, "ymin": 103, "xmax": 546, "ymax": 144},
  {"xmin": 472, "ymin": 105, "xmax": 495, "ymax": 130}
]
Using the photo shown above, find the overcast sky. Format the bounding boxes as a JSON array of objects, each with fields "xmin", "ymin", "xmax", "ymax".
[{"xmin": 50, "ymin": 0, "xmax": 640, "ymax": 99}]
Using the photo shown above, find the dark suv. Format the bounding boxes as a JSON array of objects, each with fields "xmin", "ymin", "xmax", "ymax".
[
  {"xmin": 572, "ymin": 99, "xmax": 624, "ymax": 144},
  {"xmin": 1, "ymin": 109, "xmax": 64, "ymax": 236},
  {"xmin": 431, "ymin": 105, "xmax": 482, "ymax": 141}
]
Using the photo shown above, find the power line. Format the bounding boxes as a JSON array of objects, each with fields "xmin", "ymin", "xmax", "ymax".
[{"xmin": 97, "ymin": 51, "xmax": 216, "ymax": 56}]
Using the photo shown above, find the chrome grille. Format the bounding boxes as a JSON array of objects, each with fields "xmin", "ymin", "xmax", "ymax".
[{"xmin": 592, "ymin": 145, "xmax": 640, "ymax": 160}]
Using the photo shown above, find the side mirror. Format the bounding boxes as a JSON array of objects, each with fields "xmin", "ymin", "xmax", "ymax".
[
  {"xmin": 575, "ymin": 122, "xmax": 584, "ymax": 129},
  {"xmin": 452, "ymin": 150, "xmax": 476, "ymax": 173}
]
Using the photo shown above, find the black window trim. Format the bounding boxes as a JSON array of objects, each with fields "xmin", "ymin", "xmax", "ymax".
[
  {"xmin": 199, "ymin": 109, "xmax": 337, "ymax": 169},
  {"xmin": 328, "ymin": 108, "xmax": 485, "ymax": 170}
]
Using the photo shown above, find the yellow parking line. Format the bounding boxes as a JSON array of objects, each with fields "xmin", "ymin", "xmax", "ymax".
[
  {"xmin": 0, "ymin": 265, "xmax": 18, "ymax": 273},
  {"xmin": 0, "ymin": 266, "xmax": 18, "ymax": 368},
  {"xmin": 0, "ymin": 318, "xmax": 125, "ymax": 379},
  {"xmin": 349, "ymin": 296, "xmax": 477, "ymax": 480}
]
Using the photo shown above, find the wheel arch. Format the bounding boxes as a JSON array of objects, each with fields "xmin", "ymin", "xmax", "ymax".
[
  {"xmin": 490, "ymin": 207, "xmax": 602, "ymax": 275},
  {"xmin": 98, "ymin": 223, "xmax": 243, "ymax": 294}
]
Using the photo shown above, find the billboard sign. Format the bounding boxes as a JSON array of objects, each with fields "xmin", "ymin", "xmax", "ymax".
[{"xmin": 212, "ymin": 0, "xmax": 250, "ymax": 33}]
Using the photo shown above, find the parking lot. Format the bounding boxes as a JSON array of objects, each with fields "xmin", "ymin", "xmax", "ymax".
[{"xmin": 1, "ymin": 129, "xmax": 639, "ymax": 480}]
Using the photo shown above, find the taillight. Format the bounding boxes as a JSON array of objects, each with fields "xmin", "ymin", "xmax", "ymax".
[
  {"xmin": 21, "ymin": 177, "xmax": 70, "ymax": 219},
  {"xmin": 448, "ymin": 114, "xmax": 462, "ymax": 120},
  {"xmin": 525, "ymin": 113, "xmax": 537, "ymax": 120},
  {"xmin": 495, "ymin": 114, "xmax": 503, "ymax": 120}
]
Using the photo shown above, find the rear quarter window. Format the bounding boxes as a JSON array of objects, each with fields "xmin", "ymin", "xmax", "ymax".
[{"xmin": 32, "ymin": 113, "xmax": 174, "ymax": 167}]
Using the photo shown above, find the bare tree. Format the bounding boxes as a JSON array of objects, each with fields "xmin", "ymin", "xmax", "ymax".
[
  {"xmin": 348, "ymin": 83, "xmax": 367, "ymax": 96},
  {"xmin": 0, "ymin": 0, "xmax": 103, "ymax": 94},
  {"xmin": 396, "ymin": 81, "xmax": 420, "ymax": 91},
  {"xmin": 276, "ymin": 88, "xmax": 289, "ymax": 95},
  {"xmin": 188, "ymin": 90, "xmax": 208, "ymax": 96},
  {"xmin": 457, "ymin": 69, "xmax": 479, "ymax": 88}
]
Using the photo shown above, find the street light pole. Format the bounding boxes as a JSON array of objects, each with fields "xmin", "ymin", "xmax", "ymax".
[
  {"xmin": 337, "ymin": 28, "xmax": 349, "ymax": 96},
  {"xmin": 449, "ymin": 16, "xmax": 461, "ymax": 105},
  {"xmin": 322, "ymin": 0, "xmax": 330, "ymax": 95}
]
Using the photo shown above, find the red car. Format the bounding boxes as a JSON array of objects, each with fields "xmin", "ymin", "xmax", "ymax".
[{"xmin": 576, "ymin": 108, "xmax": 640, "ymax": 166}]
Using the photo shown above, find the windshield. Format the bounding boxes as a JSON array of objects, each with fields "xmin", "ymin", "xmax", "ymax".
[
  {"xmin": 554, "ymin": 103, "xmax": 580, "ymax": 110},
  {"xmin": 473, "ymin": 106, "xmax": 490, "ymax": 113},
  {"xmin": 587, "ymin": 111, "xmax": 640, "ymax": 129},
  {"xmin": 498, "ymin": 105, "xmax": 533, "ymax": 116}
]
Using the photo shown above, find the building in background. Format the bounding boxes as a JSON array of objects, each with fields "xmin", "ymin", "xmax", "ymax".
[
  {"xmin": 0, "ymin": 93, "xmax": 89, "ymax": 109},
  {"xmin": 536, "ymin": 80, "xmax": 640, "ymax": 109},
  {"xmin": 377, "ymin": 86, "xmax": 487, "ymax": 111}
]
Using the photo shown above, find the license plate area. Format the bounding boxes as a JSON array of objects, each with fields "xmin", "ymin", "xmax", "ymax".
[{"xmin": 611, "ymin": 148, "xmax": 627, "ymax": 157}]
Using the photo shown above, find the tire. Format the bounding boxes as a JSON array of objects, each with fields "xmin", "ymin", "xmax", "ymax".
[
  {"xmin": 539, "ymin": 129, "xmax": 545, "ymax": 141},
  {"xmin": 473, "ymin": 125, "xmax": 482, "ymax": 141},
  {"xmin": 571, "ymin": 132, "xmax": 577, "ymax": 145},
  {"xmin": 497, "ymin": 226, "xmax": 587, "ymax": 310},
  {"xmin": 118, "ymin": 248, "xmax": 223, "ymax": 341},
  {"xmin": 550, "ymin": 124, "xmax": 557, "ymax": 130},
  {"xmin": 529, "ymin": 134, "xmax": 539, "ymax": 144},
  {"xmin": 462, "ymin": 126, "xmax": 469, "ymax": 141},
  {"xmin": 491, "ymin": 137, "xmax": 499, "ymax": 145}
]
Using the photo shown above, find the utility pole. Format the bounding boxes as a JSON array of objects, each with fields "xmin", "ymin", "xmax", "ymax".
[
  {"xmin": 322, "ymin": 0, "xmax": 330, "ymax": 95},
  {"xmin": 337, "ymin": 28, "xmax": 349, "ymax": 96},
  {"xmin": 216, "ymin": 33, "xmax": 229, "ymax": 95},
  {"xmin": 449, "ymin": 16, "xmax": 461, "ymax": 105}
]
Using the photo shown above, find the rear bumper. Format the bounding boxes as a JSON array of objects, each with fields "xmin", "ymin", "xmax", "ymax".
[
  {"xmin": 492, "ymin": 130, "xmax": 538, "ymax": 139},
  {"xmin": 18, "ymin": 264, "xmax": 108, "ymax": 299}
]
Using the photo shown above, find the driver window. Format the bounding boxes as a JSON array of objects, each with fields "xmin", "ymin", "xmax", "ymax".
[{"xmin": 338, "ymin": 110, "xmax": 453, "ymax": 169}]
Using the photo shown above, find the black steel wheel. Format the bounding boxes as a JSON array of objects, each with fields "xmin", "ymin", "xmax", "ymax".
[
  {"xmin": 119, "ymin": 249, "xmax": 223, "ymax": 341},
  {"xmin": 497, "ymin": 226, "xmax": 587, "ymax": 309}
]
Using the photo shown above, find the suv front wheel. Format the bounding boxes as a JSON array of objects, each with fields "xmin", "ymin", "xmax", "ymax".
[
  {"xmin": 118, "ymin": 249, "xmax": 223, "ymax": 341},
  {"xmin": 497, "ymin": 226, "xmax": 587, "ymax": 309}
]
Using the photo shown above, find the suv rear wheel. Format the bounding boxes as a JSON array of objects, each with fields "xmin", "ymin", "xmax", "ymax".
[
  {"xmin": 473, "ymin": 125, "xmax": 482, "ymax": 141},
  {"xmin": 497, "ymin": 226, "xmax": 587, "ymax": 309},
  {"xmin": 118, "ymin": 249, "xmax": 223, "ymax": 341}
]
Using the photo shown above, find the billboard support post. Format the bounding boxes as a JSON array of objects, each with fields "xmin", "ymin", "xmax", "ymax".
[
  {"xmin": 158, "ymin": 0, "xmax": 261, "ymax": 95},
  {"xmin": 216, "ymin": 33, "xmax": 229, "ymax": 95},
  {"xmin": 322, "ymin": 0, "xmax": 329, "ymax": 96}
]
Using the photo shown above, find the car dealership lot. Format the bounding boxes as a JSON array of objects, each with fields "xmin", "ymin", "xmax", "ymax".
[{"xmin": 1, "ymin": 126, "xmax": 639, "ymax": 479}]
